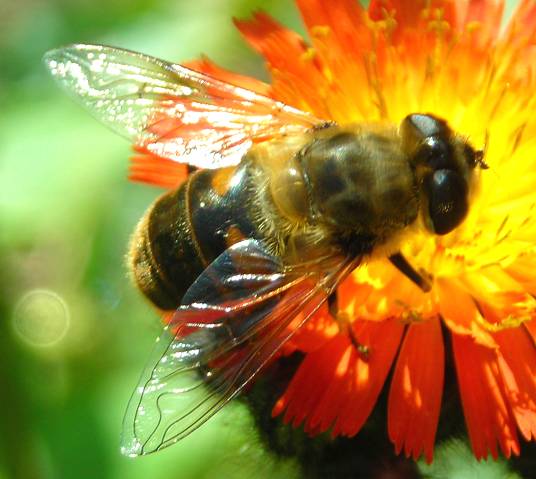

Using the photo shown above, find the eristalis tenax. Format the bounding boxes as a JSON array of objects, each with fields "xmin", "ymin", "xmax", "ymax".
[{"xmin": 44, "ymin": 44, "xmax": 485, "ymax": 456}]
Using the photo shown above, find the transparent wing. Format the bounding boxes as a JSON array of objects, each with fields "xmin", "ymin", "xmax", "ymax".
[
  {"xmin": 44, "ymin": 44, "xmax": 322, "ymax": 168},
  {"xmin": 121, "ymin": 239, "xmax": 359, "ymax": 456}
]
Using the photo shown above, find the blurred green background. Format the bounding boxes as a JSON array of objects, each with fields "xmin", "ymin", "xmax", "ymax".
[
  {"xmin": 0, "ymin": 1, "xmax": 527, "ymax": 478},
  {"xmin": 0, "ymin": 1, "xmax": 304, "ymax": 478}
]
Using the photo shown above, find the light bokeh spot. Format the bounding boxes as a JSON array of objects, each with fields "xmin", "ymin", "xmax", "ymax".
[{"xmin": 12, "ymin": 289, "xmax": 70, "ymax": 348}]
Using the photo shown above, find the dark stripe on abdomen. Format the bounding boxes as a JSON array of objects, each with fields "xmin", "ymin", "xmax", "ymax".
[
  {"xmin": 146, "ymin": 184, "xmax": 207, "ymax": 308},
  {"xmin": 187, "ymin": 163, "xmax": 258, "ymax": 264}
]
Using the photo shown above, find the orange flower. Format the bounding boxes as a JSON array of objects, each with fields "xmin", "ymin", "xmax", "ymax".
[{"xmin": 142, "ymin": 0, "xmax": 536, "ymax": 464}]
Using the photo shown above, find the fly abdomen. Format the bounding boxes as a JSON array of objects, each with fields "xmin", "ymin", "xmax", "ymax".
[
  {"xmin": 187, "ymin": 164, "xmax": 258, "ymax": 264},
  {"xmin": 130, "ymin": 162, "xmax": 260, "ymax": 311},
  {"xmin": 130, "ymin": 184, "xmax": 206, "ymax": 310}
]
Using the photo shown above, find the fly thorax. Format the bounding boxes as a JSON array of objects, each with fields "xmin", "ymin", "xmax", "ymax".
[
  {"xmin": 299, "ymin": 130, "xmax": 419, "ymax": 242},
  {"xmin": 269, "ymin": 156, "xmax": 310, "ymax": 222}
]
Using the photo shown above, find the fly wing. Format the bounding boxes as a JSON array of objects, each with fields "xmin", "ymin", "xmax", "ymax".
[
  {"xmin": 44, "ymin": 44, "xmax": 322, "ymax": 169},
  {"xmin": 121, "ymin": 239, "xmax": 359, "ymax": 456}
]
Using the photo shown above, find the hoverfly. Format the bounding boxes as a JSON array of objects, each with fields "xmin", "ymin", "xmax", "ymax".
[{"xmin": 44, "ymin": 44, "xmax": 485, "ymax": 456}]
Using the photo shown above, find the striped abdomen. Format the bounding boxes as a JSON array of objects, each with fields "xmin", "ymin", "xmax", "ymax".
[{"xmin": 130, "ymin": 162, "xmax": 261, "ymax": 310}]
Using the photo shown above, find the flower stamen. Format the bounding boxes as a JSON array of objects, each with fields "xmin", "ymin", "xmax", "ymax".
[{"xmin": 472, "ymin": 297, "xmax": 534, "ymax": 332}]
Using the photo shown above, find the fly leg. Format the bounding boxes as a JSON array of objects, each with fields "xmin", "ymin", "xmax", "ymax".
[
  {"xmin": 328, "ymin": 292, "xmax": 369, "ymax": 359},
  {"xmin": 388, "ymin": 252, "xmax": 432, "ymax": 293}
]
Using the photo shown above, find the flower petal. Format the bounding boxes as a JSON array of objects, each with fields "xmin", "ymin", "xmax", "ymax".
[
  {"xmin": 234, "ymin": 12, "xmax": 310, "ymax": 71},
  {"xmin": 329, "ymin": 319, "xmax": 405, "ymax": 437},
  {"xmin": 298, "ymin": 0, "xmax": 368, "ymax": 53},
  {"xmin": 273, "ymin": 318, "xmax": 404, "ymax": 438},
  {"xmin": 184, "ymin": 57, "xmax": 271, "ymax": 95},
  {"xmin": 129, "ymin": 147, "xmax": 188, "ymax": 188},
  {"xmin": 507, "ymin": 258, "xmax": 536, "ymax": 297},
  {"xmin": 458, "ymin": 0, "xmax": 504, "ymax": 47},
  {"xmin": 452, "ymin": 333, "xmax": 520, "ymax": 459},
  {"xmin": 436, "ymin": 278, "xmax": 497, "ymax": 348},
  {"xmin": 297, "ymin": 0, "xmax": 381, "ymax": 122},
  {"xmin": 494, "ymin": 327, "xmax": 536, "ymax": 441},
  {"xmin": 504, "ymin": 0, "xmax": 536, "ymax": 43},
  {"xmin": 525, "ymin": 318, "xmax": 536, "ymax": 344},
  {"xmin": 282, "ymin": 303, "xmax": 338, "ymax": 354},
  {"xmin": 272, "ymin": 333, "xmax": 351, "ymax": 426},
  {"xmin": 388, "ymin": 317, "xmax": 444, "ymax": 464},
  {"xmin": 234, "ymin": 11, "xmax": 329, "ymax": 115}
]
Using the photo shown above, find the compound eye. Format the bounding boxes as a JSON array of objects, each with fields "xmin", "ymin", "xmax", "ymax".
[
  {"xmin": 406, "ymin": 114, "xmax": 448, "ymax": 138},
  {"xmin": 421, "ymin": 136, "xmax": 453, "ymax": 170},
  {"xmin": 401, "ymin": 113, "xmax": 450, "ymax": 154},
  {"xmin": 425, "ymin": 169, "xmax": 469, "ymax": 234}
]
